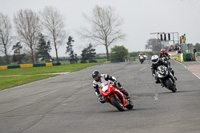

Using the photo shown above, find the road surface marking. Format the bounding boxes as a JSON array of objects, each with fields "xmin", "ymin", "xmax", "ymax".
[
  {"xmin": 139, "ymin": 67, "xmax": 146, "ymax": 71},
  {"xmin": 154, "ymin": 93, "xmax": 158, "ymax": 100},
  {"xmin": 174, "ymin": 59, "xmax": 200, "ymax": 80}
]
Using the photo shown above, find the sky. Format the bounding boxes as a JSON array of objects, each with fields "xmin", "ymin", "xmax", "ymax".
[{"xmin": 1, "ymin": 0, "xmax": 200, "ymax": 57}]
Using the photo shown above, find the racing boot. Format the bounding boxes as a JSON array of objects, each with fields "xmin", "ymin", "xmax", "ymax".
[
  {"xmin": 120, "ymin": 87, "xmax": 130, "ymax": 100},
  {"xmin": 155, "ymin": 79, "xmax": 160, "ymax": 84},
  {"xmin": 174, "ymin": 76, "xmax": 177, "ymax": 80},
  {"xmin": 117, "ymin": 82, "xmax": 130, "ymax": 99},
  {"xmin": 161, "ymin": 83, "xmax": 165, "ymax": 87}
]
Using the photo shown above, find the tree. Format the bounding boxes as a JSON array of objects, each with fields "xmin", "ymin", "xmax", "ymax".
[
  {"xmin": 80, "ymin": 43, "xmax": 97, "ymax": 63},
  {"xmin": 36, "ymin": 34, "xmax": 51, "ymax": 61},
  {"xmin": 145, "ymin": 38, "xmax": 164, "ymax": 52},
  {"xmin": 110, "ymin": 45, "xmax": 128, "ymax": 62},
  {"xmin": 87, "ymin": 44, "xmax": 97, "ymax": 63},
  {"xmin": 0, "ymin": 56, "xmax": 6, "ymax": 65},
  {"xmin": 14, "ymin": 9, "xmax": 41, "ymax": 64},
  {"xmin": 0, "ymin": 12, "xmax": 12, "ymax": 64},
  {"xmin": 80, "ymin": 48, "xmax": 88, "ymax": 63},
  {"xmin": 194, "ymin": 43, "xmax": 200, "ymax": 52},
  {"xmin": 66, "ymin": 36, "xmax": 77, "ymax": 64},
  {"xmin": 12, "ymin": 42, "xmax": 23, "ymax": 64},
  {"xmin": 79, "ymin": 5, "xmax": 125, "ymax": 61},
  {"xmin": 40, "ymin": 6, "xmax": 67, "ymax": 63}
]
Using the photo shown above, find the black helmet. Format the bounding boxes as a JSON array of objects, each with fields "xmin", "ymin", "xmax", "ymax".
[{"xmin": 92, "ymin": 70, "xmax": 101, "ymax": 81}]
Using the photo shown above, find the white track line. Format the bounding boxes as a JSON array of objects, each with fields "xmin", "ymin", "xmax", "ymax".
[
  {"xmin": 174, "ymin": 59, "xmax": 200, "ymax": 80},
  {"xmin": 139, "ymin": 67, "xmax": 146, "ymax": 71}
]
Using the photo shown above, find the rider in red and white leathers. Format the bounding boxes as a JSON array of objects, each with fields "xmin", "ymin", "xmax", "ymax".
[{"xmin": 92, "ymin": 70, "xmax": 129, "ymax": 103}]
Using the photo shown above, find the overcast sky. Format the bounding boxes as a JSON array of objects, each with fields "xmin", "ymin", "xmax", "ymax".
[{"xmin": 1, "ymin": 0, "xmax": 200, "ymax": 57}]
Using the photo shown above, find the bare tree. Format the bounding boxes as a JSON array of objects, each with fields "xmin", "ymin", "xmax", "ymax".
[
  {"xmin": 40, "ymin": 6, "xmax": 67, "ymax": 63},
  {"xmin": 79, "ymin": 5, "xmax": 125, "ymax": 61},
  {"xmin": 0, "ymin": 12, "xmax": 12, "ymax": 64},
  {"xmin": 14, "ymin": 9, "xmax": 41, "ymax": 64}
]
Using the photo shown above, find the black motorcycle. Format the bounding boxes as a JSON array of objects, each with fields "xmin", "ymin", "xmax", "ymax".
[{"xmin": 155, "ymin": 65, "xmax": 177, "ymax": 92}]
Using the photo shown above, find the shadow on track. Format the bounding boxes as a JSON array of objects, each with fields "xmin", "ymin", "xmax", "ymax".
[{"xmin": 158, "ymin": 89, "xmax": 200, "ymax": 94}]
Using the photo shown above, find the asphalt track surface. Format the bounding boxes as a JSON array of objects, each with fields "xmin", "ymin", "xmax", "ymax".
[{"xmin": 0, "ymin": 60, "xmax": 200, "ymax": 133}]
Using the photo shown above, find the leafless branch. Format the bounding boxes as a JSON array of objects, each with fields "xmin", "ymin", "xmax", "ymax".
[
  {"xmin": 14, "ymin": 9, "xmax": 41, "ymax": 63},
  {"xmin": 78, "ymin": 5, "xmax": 125, "ymax": 61},
  {"xmin": 0, "ymin": 12, "xmax": 12, "ymax": 64},
  {"xmin": 40, "ymin": 6, "xmax": 68, "ymax": 63}
]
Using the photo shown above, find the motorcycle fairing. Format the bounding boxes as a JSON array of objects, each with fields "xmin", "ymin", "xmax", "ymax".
[{"xmin": 100, "ymin": 81, "xmax": 129, "ymax": 107}]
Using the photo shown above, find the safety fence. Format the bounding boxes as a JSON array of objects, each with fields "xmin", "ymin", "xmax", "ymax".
[
  {"xmin": 175, "ymin": 53, "xmax": 184, "ymax": 62},
  {"xmin": 175, "ymin": 53, "xmax": 197, "ymax": 62},
  {"xmin": 0, "ymin": 62, "xmax": 60, "ymax": 70}
]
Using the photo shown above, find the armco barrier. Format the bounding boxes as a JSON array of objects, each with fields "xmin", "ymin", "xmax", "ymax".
[
  {"xmin": 46, "ymin": 63, "xmax": 53, "ymax": 66},
  {"xmin": 0, "ymin": 66, "xmax": 8, "ymax": 70},
  {"xmin": 33, "ymin": 63, "xmax": 46, "ymax": 67},
  {"xmin": 20, "ymin": 64, "xmax": 33, "ymax": 68},
  {"xmin": 0, "ymin": 62, "xmax": 60, "ymax": 70},
  {"xmin": 53, "ymin": 62, "xmax": 61, "ymax": 66},
  {"xmin": 7, "ymin": 65, "xmax": 20, "ymax": 69}
]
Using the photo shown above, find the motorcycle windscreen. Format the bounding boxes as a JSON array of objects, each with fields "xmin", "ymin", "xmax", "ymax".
[
  {"xmin": 157, "ymin": 65, "xmax": 168, "ymax": 78},
  {"xmin": 101, "ymin": 81, "xmax": 112, "ymax": 92}
]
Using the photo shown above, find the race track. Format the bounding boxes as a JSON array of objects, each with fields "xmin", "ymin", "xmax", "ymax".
[{"xmin": 0, "ymin": 60, "xmax": 200, "ymax": 133}]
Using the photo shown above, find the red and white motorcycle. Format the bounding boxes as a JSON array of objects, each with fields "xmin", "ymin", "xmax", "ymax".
[{"xmin": 99, "ymin": 81, "xmax": 134, "ymax": 111}]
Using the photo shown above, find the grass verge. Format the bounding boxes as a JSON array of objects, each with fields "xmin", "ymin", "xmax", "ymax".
[
  {"xmin": 0, "ymin": 62, "xmax": 105, "ymax": 75},
  {"xmin": 0, "ymin": 62, "xmax": 106, "ymax": 90},
  {"xmin": 0, "ymin": 75, "xmax": 59, "ymax": 90}
]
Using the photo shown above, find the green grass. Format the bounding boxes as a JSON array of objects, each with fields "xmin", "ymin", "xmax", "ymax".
[
  {"xmin": 0, "ymin": 75, "xmax": 58, "ymax": 90},
  {"xmin": 0, "ymin": 62, "xmax": 105, "ymax": 75},
  {"xmin": 0, "ymin": 62, "xmax": 106, "ymax": 90},
  {"xmin": 58, "ymin": 59, "xmax": 107, "ymax": 65}
]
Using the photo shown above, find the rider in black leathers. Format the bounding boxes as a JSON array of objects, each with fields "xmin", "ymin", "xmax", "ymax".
[
  {"xmin": 151, "ymin": 55, "xmax": 177, "ymax": 84},
  {"xmin": 151, "ymin": 55, "xmax": 168, "ymax": 83}
]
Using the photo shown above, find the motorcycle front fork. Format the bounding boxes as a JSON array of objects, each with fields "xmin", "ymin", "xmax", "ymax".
[{"xmin": 169, "ymin": 72, "xmax": 176, "ymax": 86}]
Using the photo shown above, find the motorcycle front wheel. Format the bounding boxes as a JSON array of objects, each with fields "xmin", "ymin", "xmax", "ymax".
[
  {"xmin": 110, "ymin": 96, "xmax": 125, "ymax": 111},
  {"xmin": 165, "ymin": 78, "xmax": 177, "ymax": 92},
  {"xmin": 126, "ymin": 100, "xmax": 134, "ymax": 110}
]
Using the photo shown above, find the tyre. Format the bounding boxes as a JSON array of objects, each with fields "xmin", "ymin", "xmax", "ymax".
[
  {"xmin": 165, "ymin": 78, "xmax": 177, "ymax": 92},
  {"xmin": 126, "ymin": 100, "xmax": 134, "ymax": 110},
  {"xmin": 110, "ymin": 96, "xmax": 125, "ymax": 111}
]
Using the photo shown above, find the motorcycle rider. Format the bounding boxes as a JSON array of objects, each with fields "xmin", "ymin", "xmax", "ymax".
[
  {"xmin": 159, "ymin": 48, "xmax": 172, "ymax": 71},
  {"xmin": 151, "ymin": 55, "xmax": 177, "ymax": 84},
  {"xmin": 139, "ymin": 53, "xmax": 145, "ymax": 60},
  {"xmin": 92, "ymin": 70, "xmax": 129, "ymax": 103},
  {"xmin": 159, "ymin": 49, "xmax": 170, "ymax": 59}
]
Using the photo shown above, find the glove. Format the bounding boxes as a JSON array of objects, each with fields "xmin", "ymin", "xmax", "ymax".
[
  {"xmin": 114, "ymin": 80, "xmax": 118, "ymax": 85},
  {"xmin": 152, "ymin": 74, "xmax": 156, "ymax": 77},
  {"xmin": 98, "ymin": 96, "xmax": 105, "ymax": 103}
]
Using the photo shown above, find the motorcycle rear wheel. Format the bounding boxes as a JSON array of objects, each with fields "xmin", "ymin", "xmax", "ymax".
[{"xmin": 110, "ymin": 96, "xmax": 125, "ymax": 111}]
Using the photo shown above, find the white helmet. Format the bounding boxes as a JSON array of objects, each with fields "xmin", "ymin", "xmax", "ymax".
[{"xmin": 151, "ymin": 55, "xmax": 159, "ymax": 64}]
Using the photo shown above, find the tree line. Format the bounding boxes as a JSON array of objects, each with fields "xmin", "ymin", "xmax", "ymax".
[{"xmin": 0, "ymin": 5, "xmax": 125, "ymax": 65}]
